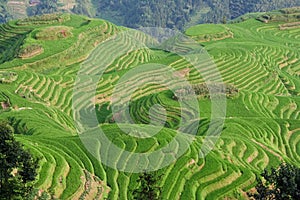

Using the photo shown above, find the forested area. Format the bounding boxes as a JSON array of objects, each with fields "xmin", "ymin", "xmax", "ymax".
[
  {"xmin": 27, "ymin": 0, "xmax": 58, "ymax": 17},
  {"xmin": 0, "ymin": 0, "xmax": 300, "ymax": 29},
  {"xmin": 90, "ymin": 0, "xmax": 300, "ymax": 29},
  {"xmin": 0, "ymin": 0, "xmax": 11, "ymax": 23}
]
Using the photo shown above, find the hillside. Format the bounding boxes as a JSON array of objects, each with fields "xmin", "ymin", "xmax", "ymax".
[
  {"xmin": 0, "ymin": 8, "xmax": 299, "ymax": 199},
  {"xmin": 1, "ymin": 0, "xmax": 300, "ymax": 29}
]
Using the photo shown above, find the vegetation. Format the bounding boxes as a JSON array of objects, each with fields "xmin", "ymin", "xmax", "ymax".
[
  {"xmin": 88, "ymin": 0, "xmax": 300, "ymax": 29},
  {"xmin": 0, "ymin": 9, "xmax": 299, "ymax": 199},
  {"xmin": 0, "ymin": 122, "xmax": 39, "ymax": 199},
  {"xmin": 256, "ymin": 7, "xmax": 300, "ymax": 23},
  {"xmin": 18, "ymin": 44, "xmax": 43, "ymax": 59},
  {"xmin": 27, "ymin": 0, "xmax": 58, "ymax": 17},
  {"xmin": 1, "ymin": 0, "xmax": 300, "ymax": 30},
  {"xmin": 250, "ymin": 163, "xmax": 300, "ymax": 200},
  {"xmin": 35, "ymin": 26, "xmax": 73, "ymax": 40},
  {"xmin": 186, "ymin": 24, "xmax": 227, "ymax": 36},
  {"xmin": 72, "ymin": 0, "xmax": 95, "ymax": 17},
  {"xmin": 0, "ymin": 71, "xmax": 17, "ymax": 83},
  {"xmin": 17, "ymin": 13, "xmax": 70, "ymax": 25},
  {"xmin": 132, "ymin": 172, "xmax": 162, "ymax": 200},
  {"xmin": 0, "ymin": 0, "xmax": 11, "ymax": 23},
  {"xmin": 174, "ymin": 83, "xmax": 239, "ymax": 100},
  {"xmin": 186, "ymin": 24, "xmax": 233, "ymax": 42}
]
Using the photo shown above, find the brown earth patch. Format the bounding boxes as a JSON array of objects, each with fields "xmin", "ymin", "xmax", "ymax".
[
  {"xmin": 279, "ymin": 22, "xmax": 300, "ymax": 30},
  {"xmin": 1, "ymin": 101, "xmax": 10, "ymax": 110},
  {"xmin": 174, "ymin": 68, "xmax": 191, "ymax": 78}
]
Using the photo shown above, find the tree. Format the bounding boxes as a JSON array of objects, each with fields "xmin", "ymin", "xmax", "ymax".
[
  {"xmin": 250, "ymin": 163, "xmax": 300, "ymax": 200},
  {"xmin": 132, "ymin": 172, "xmax": 162, "ymax": 200},
  {"xmin": 0, "ymin": 122, "xmax": 39, "ymax": 200},
  {"xmin": 222, "ymin": 16, "xmax": 227, "ymax": 24},
  {"xmin": 72, "ymin": 0, "xmax": 96, "ymax": 17},
  {"xmin": 27, "ymin": 0, "xmax": 58, "ymax": 16}
]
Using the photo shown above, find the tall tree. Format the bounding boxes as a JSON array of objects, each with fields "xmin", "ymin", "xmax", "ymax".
[{"xmin": 0, "ymin": 122, "xmax": 39, "ymax": 200}]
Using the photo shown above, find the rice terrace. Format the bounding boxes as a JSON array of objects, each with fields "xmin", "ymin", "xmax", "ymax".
[{"xmin": 0, "ymin": 3, "xmax": 299, "ymax": 200}]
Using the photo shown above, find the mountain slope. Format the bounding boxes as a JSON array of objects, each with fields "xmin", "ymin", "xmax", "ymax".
[
  {"xmin": 0, "ymin": 9, "xmax": 299, "ymax": 199},
  {"xmin": 1, "ymin": 0, "xmax": 300, "ymax": 29}
]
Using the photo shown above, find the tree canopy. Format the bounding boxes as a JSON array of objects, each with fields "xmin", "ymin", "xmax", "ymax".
[
  {"xmin": 27, "ymin": 0, "xmax": 58, "ymax": 16},
  {"xmin": 251, "ymin": 163, "xmax": 300, "ymax": 200},
  {"xmin": 132, "ymin": 172, "xmax": 162, "ymax": 200},
  {"xmin": 1, "ymin": 0, "xmax": 300, "ymax": 29},
  {"xmin": 0, "ymin": 122, "xmax": 39, "ymax": 200}
]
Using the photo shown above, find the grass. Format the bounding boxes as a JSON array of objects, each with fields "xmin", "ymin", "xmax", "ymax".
[
  {"xmin": 186, "ymin": 24, "xmax": 227, "ymax": 36},
  {"xmin": 185, "ymin": 24, "xmax": 232, "ymax": 42},
  {"xmin": 0, "ymin": 10, "xmax": 299, "ymax": 199}
]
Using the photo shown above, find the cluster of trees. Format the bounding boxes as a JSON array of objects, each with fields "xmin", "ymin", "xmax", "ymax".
[
  {"xmin": 1, "ymin": 0, "xmax": 300, "ymax": 29},
  {"xmin": 27, "ymin": 0, "xmax": 58, "ymax": 16},
  {"xmin": 0, "ymin": 122, "xmax": 39, "ymax": 199},
  {"xmin": 251, "ymin": 163, "xmax": 300, "ymax": 199},
  {"xmin": 72, "ymin": 0, "xmax": 95, "ymax": 17},
  {"xmin": 88, "ymin": 0, "xmax": 300, "ymax": 29},
  {"xmin": 228, "ymin": 0, "xmax": 300, "ymax": 20},
  {"xmin": 0, "ymin": 0, "xmax": 11, "ymax": 23},
  {"xmin": 174, "ymin": 83, "xmax": 239, "ymax": 100},
  {"xmin": 91, "ymin": 0, "xmax": 203, "ymax": 30},
  {"xmin": 132, "ymin": 172, "xmax": 161, "ymax": 200}
]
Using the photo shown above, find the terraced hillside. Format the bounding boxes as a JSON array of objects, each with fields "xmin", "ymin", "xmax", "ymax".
[{"xmin": 0, "ymin": 9, "xmax": 299, "ymax": 199}]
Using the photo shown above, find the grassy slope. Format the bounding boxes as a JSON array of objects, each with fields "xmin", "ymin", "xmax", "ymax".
[
  {"xmin": 186, "ymin": 24, "xmax": 227, "ymax": 36},
  {"xmin": 0, "ymin": 10, "xmax": 299, "ymax": 199}
]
